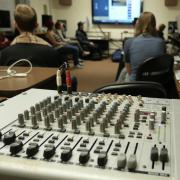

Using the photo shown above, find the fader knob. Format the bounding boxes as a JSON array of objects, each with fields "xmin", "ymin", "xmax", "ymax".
[
  {"xmin": 79, "ymin": 151, "xmax": 90, "ymax": 164},
  {"xmin": 160, "ymin": 146, "xmax": 169, "ymax": 163},
  {"xmin": 3, "ymin": 131, "xmax": 16, "ymax": 145},
  {"xmin": 24, "ymin": 110, "xmax": 29, "ymax": 120},
  {"xmin": 31, "ymin": 115, "xmax": 38, "ymax": 129},
  {"xmin": 10, "ymin": 141, "xmax": 23, "ymax": 154},
  {"xmin": 43, "ymin": 145, "xmax": 56, "ymax": 159},
  {"xmin": 26, "ymin": 143, "xmax": 39, "ymax": 157},
  {"xmin": 150, "ymin": 145, "xmax": 159, "ymax": 162},
  {"xmin": 117, "ymin": 153, "xmax": 127, "ymax": 169},
  {"xmin": 18, "ymin": 113, "xmax": 25, "ymax": 127},
  {"xmin": 97, "ymin": 152, "xmax": 107, "ymax": 167},
  {"xmin": 127, "ymin": 154, "xmax": 137, "ymax": 171},
  {"xmin": 61, "ymin": 147, "xmax": 72, "ymax": 162}
]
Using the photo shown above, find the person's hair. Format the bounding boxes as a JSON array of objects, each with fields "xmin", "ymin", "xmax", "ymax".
[
  {"xmin": 55, "ymin": 21, "xmax": 60, "ymax": 29},
  {"xmin": 158, "ymin": 24, "xmax": 166, "ymax": 32},
  {"xmin": 45, "ymin": 20, "xmax": 54, "ymax": 31},
  {"xmin": 135, "ymin": 12, "xmax": 157, "ymax": 37},
  {"xmin": 14, "ymin": 4, "xmax": 37, "ymax": 32},
  {"xmin": 77, "ymin": 21, "xmax": 84, "ymax": 30}
]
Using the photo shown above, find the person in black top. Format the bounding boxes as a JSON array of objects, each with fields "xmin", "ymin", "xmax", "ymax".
[{"xmin": 75, "ymin": 21, "xmax": 101, "ymax": 59}]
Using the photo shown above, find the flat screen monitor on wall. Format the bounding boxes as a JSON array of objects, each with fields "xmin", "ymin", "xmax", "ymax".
[
  {"xmin": 42, "ymin": 14, "xmax": 53, "ymax": 27},
  {"xmin": 0, "ymin": 10, "xmax": 11, "ymax": 28},
  {"xmin": 92, "ymin": 0, "xmax": 143, "ymax": 25}
]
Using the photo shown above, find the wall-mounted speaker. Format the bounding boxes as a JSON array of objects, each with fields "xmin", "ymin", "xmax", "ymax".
[
  {"xmin": 59, "ymin": 0, "xmax": 72, "ymax": 6},
  {"xmin": 165, "ymin": 0, "xmax": 177, "ymax": 6}
]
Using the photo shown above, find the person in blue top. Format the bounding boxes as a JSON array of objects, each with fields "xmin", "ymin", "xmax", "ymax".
[{"xmin": 122, "ymin": 12, "xmax": 166, "ymax": 82}]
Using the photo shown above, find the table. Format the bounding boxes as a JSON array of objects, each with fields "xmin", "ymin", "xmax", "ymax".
[{"xmin": 0, "ymin": 66, "xmax": 57, "ymax": 98}]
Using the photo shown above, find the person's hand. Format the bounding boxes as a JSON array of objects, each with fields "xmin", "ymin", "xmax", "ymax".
[{"xmin": 90, "ymin": 42, "xmax": 95, "ymax": 46}]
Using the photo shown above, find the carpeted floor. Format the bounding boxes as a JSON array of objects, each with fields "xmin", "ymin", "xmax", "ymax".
[{"xmin": 70, "ymin": 58, "xmax": 119, "ymax": 92}]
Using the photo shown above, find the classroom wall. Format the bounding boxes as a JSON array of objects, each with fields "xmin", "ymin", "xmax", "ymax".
[
  {"xmin": 0, "ymin": 0, "xmax": 15, "ymax": 31},
  {"xmin": 50, "ymin": 0, "xmax": 180, "ymax": 39}
]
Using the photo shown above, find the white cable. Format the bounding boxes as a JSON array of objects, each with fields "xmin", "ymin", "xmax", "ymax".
[
  {"xmin": 7, "ymin": 59, "xmax": 32, "ymax": 77},
  {"xmin": 0, "ymin": 59, "xmax": 33, "ymax": 80}
]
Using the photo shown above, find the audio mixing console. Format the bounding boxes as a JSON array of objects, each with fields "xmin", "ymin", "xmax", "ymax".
[{"xmin": 0, "ymin": 88, "xmax": 180, "ymax": 180}]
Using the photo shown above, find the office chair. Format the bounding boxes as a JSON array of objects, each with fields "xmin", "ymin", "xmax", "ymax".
[
  {"xmin": 136, "ymin": 54, "xmax": 178, "ymax": 98},
  {"xmin": 93, "ymin": 81, "xmax": 167, "ymax": 98}
]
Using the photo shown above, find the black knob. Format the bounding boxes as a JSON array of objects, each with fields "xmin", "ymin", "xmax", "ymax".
[
  {"xmin": 160, "ymin": 146, "xmax": 169, "ymax": 163},
  {"xmin": 0, "ymin": 131, "xmax": 2, "ymax": 140},
  {"xmin": 97, "ymin": 152, "xmax": 107, "ymax": 167},
  {"xmin": 61, "ymin": 147, "xmax": 72, "ymax": 162},
  {"xmin": 79, "ymin": 151, "xmax": 89, "ymax": 164},
  {"xmin": 3, "ymin": 131, "xmax": 16, "ymax": 145},
  {"xmin": 151, "ymin": 145, "xmax": 159, "ymax": 162},
  {"xmin": 26, "ymin": 143, "xmax": 39, "ymax": 157},
  {"xmin": 10, "ymin": 141, "xmax": 23, "ymax": 154},
  {"xmin": 43, "ymin": 145, "xmax": 56, "ymax": 159}
]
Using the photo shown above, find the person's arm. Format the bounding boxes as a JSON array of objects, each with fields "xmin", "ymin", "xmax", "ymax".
[
  {"xmin": 46, "ymin": 31, "xmax": 65, "ymax": 47},
  {"xmin": 125, "ymin": 62, "xmax": 131, "ymax": 75}
]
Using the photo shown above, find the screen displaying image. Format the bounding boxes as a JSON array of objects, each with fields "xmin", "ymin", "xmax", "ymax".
[
  {"xmin": 92, "ymin": 0, "xmax": 143, "ymax": 24},
  {"xmin": 0, "ymin": 10, "xmax": 11, "ymax": 28}
]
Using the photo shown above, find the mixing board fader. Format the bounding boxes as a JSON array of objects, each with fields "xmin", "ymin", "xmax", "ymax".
[{"xmin": 0, "ymin": 88, "xmax": 179, "ymax": 180}]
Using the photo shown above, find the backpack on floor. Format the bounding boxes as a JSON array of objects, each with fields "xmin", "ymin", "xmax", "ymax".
[{"xmin": 111, "ymin": 49, "xmax": 123, "ymax": 62}]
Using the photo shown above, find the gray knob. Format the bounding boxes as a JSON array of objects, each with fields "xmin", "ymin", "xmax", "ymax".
[
  {"xmin": 76, "ymin": 114, "xmax": 81, "ymax": 125},
  {"xmin": 59, "ymin": 106, "xmax": 63, "ymax": 114},
  {"xmin": 58, "ymin": 117, "xmax": 64, "ymax": 129},
  {"xmin": 47, "ymin": 96, "xmax": 51, "ymax": 104},
  {"xmin": 86, "ymin": 120, "xmax": 91, "ymax": 132},
  {"xmin": 48, "ymin": 112, "xmax": 55, "ymax": 123},
  {"xmin": 30, "ymin": 106, "xmax": 35, "ymax": 115},
  {"xmin": 18, "ymin": 113, "xmax": 25, "ymax": 127},
  {"xmin": 55, "ymin": 109, "xmax": 60, "ymax": 119},
  {"xmin": 149, "ymin": 118, "xmax": 155, "ymax": 130},
  {"xmin": 40, "ymin": 101, "xmax": 45, "ymax": 109},
  {"xmin": 44, "ymin": 116, "xmax": 51, "ymax": 130},
  {"xmin": 31, "ymin": 115, "xmax": 38, "ymax": 129},
  {"xmin": 47, "ymin": 104, "xmax": 52, "ymax": 113},
  {"xmin": 117, "ymin": 153, "xmax": 126, "ymax": 169},
  {"xmin": 35, "ymin": 111, "xmax": 42, "ymax": 121},
  {"xmin": 134, "ymin": 109, "xmax": 140, "ymax": 122},
  {"xmin": 161, "ymin": 111, "xmax": 166, "ymax": 124},
  {"xmin": 62, "ymin": 114, "xmax": 67, "ymax": 124},
  {"xmin": 67, "ymin": 109, "xmax": 72, "ymax": 120},
  {"xmin": 71, "ymin": 118, "xmax": 77, "ymax": 130},
  {"xmin": 114, "ymin": 122, "xmax": 120, "ymax": 134},
  {"xmin": 127, "ymin": 154, "xmax": 137, "ymax": 170},
  {"xmin": 24, "ymin": 110, "xmax": 29, "ymax": 120},
  {"xmin": 42, "ymin": 107, "xmax": 47, "ymax": 117},
  {"xmin": 35, "ymin": 103, "xmax": 40, "ymax": 111},
  {"xmin": 100, "ymin": 122, "xmax": 106, "ymax": 133},
  {"xmin": 89, "ymin": 116, "xmax": 94, "ymax": 127}
]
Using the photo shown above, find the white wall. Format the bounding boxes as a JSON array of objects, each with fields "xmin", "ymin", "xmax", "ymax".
[
  {"xmin": 50, "ymin": 0, "xmax": 180, "ymax": 39},
  {"xmin": 30, "ymin": 0, "xmax": 51, "ymax": 29},
  {"xmin": 0, "ymin": 0, "xmax": 15, "ymax": 31}
]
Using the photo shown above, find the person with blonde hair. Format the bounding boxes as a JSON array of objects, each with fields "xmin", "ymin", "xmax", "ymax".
[{"xmin": 121, "ymin": 12, "xmax": 166, "ymax": 82}]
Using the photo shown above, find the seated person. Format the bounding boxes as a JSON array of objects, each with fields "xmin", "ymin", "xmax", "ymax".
[
  {"xmin": 0, "ymin": 4, "xmax": 77, "ymax": 91},
  {"xmin": 75, "ymin": 21, "xmax": 101, "ymax": 58},
  {"xmin": 54, "ymin": 21, "xmax": 90, "ymax": 58},
  {"xmin": 0, "ymin": 32, "xmax": 10, "ymax": 50},
  {"xmin": 157, "ymin": 23, "xmax": 166, "ymax": 40},
  {"xmin": 45, "ymin": 21, "xmax": 83, "ymax": 68},
  {"xmin": 118, "ymin": 12, "xmax": 166, "ymax": 82}
]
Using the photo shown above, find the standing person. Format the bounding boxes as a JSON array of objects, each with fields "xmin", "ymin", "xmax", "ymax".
[
  {"xmin": 45, "ymin": 21, "xmax": 83, "ymax": 69},
  {"xmin": 121, "ymin": 12, "xmax": 166, "ymax": 82}
]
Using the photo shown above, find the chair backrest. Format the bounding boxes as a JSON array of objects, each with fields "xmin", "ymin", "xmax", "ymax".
[
  {"xmin": 93, "ymin": 81, "xmax": 167, "ymax": 98},
  {"xmin": 136, "ymin": 54, "xmax": 174, "ymax": 83},
  {"xmin": 136, "ymin": 54, "xmax": 178, "ymax": 98},
  {"xmin": 0, "ymin": 43, "xmax": 62, "ymax": 67}
]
